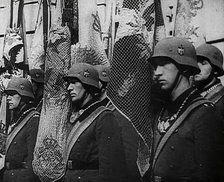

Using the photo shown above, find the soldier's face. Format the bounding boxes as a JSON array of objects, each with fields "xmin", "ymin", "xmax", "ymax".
[
  {"xmin": 67, "ymin": 79, "xmax": 86, "ymax": 104},
  {"xmin": 194, "ymin": 59, "xmax": 212, "ymax": 82},
  {"xmin": 7, "ymin": 92, "xmax": 21, "ymax": 110},
  {"xmin": 153, "ymin": 59, "xmax": 179, "ymax": 91}
]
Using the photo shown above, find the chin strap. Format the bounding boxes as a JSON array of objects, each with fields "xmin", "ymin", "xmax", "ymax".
[
  {"xmin": 196, "ymin": 73, "xmax": 216, "ymax": 91},
  {"xmin": 168, "ymin": 70, "xmax": 182, "ymax": 97}
]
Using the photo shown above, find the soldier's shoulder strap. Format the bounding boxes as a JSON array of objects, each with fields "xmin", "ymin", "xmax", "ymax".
[
  {"xmin": 206, "ymin": 83, "xmax": 224, "ymax": 104},
  {"xmin": 65, "ymin": 105, "xmax": 110, "ymax": 161},
  {"xmin": 153, "ymin": 98, "xmax": 210, "ymax": 168},
  {"xmin": 6, "ymin": 109, "xmax": 39, "ymax": 154}
]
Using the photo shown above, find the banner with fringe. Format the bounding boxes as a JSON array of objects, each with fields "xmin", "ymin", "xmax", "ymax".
[
  {"xmin": 32, "ymin": 25, "xmax": 71, "ymax": 182},
  {"xmin": 71, "ymin": 0, "xmax": 109, "ymax": 67}
]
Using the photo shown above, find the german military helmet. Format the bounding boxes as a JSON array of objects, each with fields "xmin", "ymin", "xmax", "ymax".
[
  {"xmin": 64, "ymin": 63, "xmax": 100, "ymax": 91},
  {"xmin": 94, "ymin": 65, "xmax": 110, "ymax": 83},
  {"xmin": 150, "ymin": 37, "xmax": 200, "ymax": 73},
  {"xmin": 196, "ymin": 43, "xmax": 224, "ymax": 76},
  {"xmin": 30, "ymin": 69, "xmax": 44, "ymax": 83},
  {"xmin": 5, "ymin": 77, "xmax": 34, "ymax": 99}
]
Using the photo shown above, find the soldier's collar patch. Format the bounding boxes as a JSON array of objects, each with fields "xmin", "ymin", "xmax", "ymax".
[
  {"xmin": 83, "ymin": 70, "xmax": 90, "ymax": 78},
  {"xmin": 177, "ymin": 45, "xmax": 184, "ymax": 56}
]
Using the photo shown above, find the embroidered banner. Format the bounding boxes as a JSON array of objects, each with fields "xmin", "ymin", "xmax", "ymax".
[
  {"xmin": 174, "ymin": 0, "xmax": 206, "ymax": 47},
  {"xmin": 32, "ymin": 25, "xmax": 71, "ymax": 182}
]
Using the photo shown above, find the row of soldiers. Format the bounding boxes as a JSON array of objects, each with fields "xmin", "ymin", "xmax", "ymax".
[{"xmin": 0, "ymin": 37, "xmax": 224, "ymax": 182}]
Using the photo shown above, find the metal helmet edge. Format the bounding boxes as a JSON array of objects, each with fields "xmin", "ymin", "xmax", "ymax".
[
  {"xmin": 94, "ymin": 65, "xmax": 110, "ymax": 83},
  {"xmin": 196, "ymin": 43, "xmax": 224, "ymax": 76},
  {"xmin": 150, "ymin": 37, "xmax": 200, "ymax": 74},
  {"xmin": 64, "ymin": 63, "xmax": 100, "ymax": 92},
  {"xmin": 5, "ymin": 77, "xmax": 34, "ymax": 99}
]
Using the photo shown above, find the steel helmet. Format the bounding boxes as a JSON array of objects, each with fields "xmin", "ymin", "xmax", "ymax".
[
  {"xmin": 30, "ymin": 68, "xmax": 44, "ymax": 83},
  {"xmin": 64, "ymin": 63, "xmax": 100, "ymax": 92},
  {"xmin": 196, "ymin": 43, "xmax": 224, "ymax": 76},
  {"xmin": 5, "ymin": 77, "xmax": 34, "ymax": 99},
  {"xmin": 94, "ymin": 65, "xmax": 110, "ymax": 83},
  {"xmin": 150, "ymin": 37, "xmax": 200, "ymax": 73}
]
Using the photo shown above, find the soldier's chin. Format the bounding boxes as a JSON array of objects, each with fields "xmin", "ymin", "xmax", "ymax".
[
  {"xmin": 71, "ymin": 97, "xmax": 82, "ymax": 105},
  {"xmin": 8, "ymin": 105, "xmax": 14, "ymax": 110},
  {"xmin": 160, "ymin": 84, "xmax": 169, "ymax": 91},
  {"xmin": 194, "ymin": 74, "xmax": 203, "ymax": 82}
]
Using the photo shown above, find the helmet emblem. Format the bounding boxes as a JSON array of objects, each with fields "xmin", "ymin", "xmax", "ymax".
[
  {"xmin": 35, "ymin": 73, "xmax": 40, "ymax": 78},
  {"xmin": 83, "ymin": 70, "xmax": 90, "ymax": 78},
  {"xmin": 20, "ymin": 84, "xmax": 25, "ymax": 90},
  {"xmin": 177, "ymin": 45, "xmax": 184, "ymax": 56},
  {"xmin": 102, "ymin": 70, "xmax": 107, "ymax": 77}
]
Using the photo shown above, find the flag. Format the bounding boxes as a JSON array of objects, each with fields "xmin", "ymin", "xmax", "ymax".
[
  {"xmin": 28, "ymin": 0, "xmax": 50, "ymax": 70},
  {"xmin": 32, "ymin": 2, "xmax": 71, "ymax": 181},
  {"xmin": 16, "ymin": 0, "xmax": 28, "ymax": 71},
  {"xmin": 154, "ymin": 0, "xmax": 166, "ymax": 43},
  {"xmin": 174, "ymin": 0, "xmax": 206, "ymax": 47},
  {"xmin": 107, "ymin": 0, "xmax": 166, "ymax": 176},
  {"xmin": 71, "ymin": 0, "xmax": 109, "ymax": 67},
  {"xmin": 0, "ymin": 73, "xmax": 12, "ymax": 170}
]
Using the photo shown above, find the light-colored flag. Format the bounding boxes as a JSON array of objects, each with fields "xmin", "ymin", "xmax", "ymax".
[
  {"xmin": 71, "ymin": 0, "xmax": 109, "ymax": 67},
  {"xmin": 28, "ymin": 0, "xmax": 49, "ymax": 70},
  {"xmin": 174, "ymin": 0, "xmax": 206, "ymax": 47}
]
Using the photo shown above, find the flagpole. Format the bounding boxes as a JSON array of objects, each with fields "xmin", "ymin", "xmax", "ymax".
[
  {"xmin": 17, "ymin": 0, "xmax": 28, "ymax": 76},
  {"xmin": 43, "ymin": 0, "xmax": 48, "ymax": 52}
]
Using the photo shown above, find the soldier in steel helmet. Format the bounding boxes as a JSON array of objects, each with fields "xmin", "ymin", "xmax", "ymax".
[
  {"xmin": 194, "ymin": 43, "xmax": 224, "ymax": 119},
  {"xmin": 29, "ymin": 69, "xmax": 44, "ymax": 113},
  {"xmin": 2, "ymin": 77, "xmax": 40, "ymax": 182},
  {"xmin": 148, "ymin": 37, "xmax": 224, "ymax": 182},
  {"xmin": 61, "ymin": 63, "xmax": 126, "ymax": 182},
  {"xmin": 94, "ymin": 65, "xmax": 111, "ymax": 104}
]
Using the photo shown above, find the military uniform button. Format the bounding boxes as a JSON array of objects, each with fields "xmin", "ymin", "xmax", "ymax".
[
  {"xmin": 11, "ymin": 172, "xmax": 14, "ymax": 176},
  {"xmin": 13, "ymin": 141, "xmax": 17, "ymax": 144},
  {"xmin": 78, "ymin": 176, "xmax": 81, "ymax": 180},
  {"xmin": 169, "ymin": 164, "xmax": 174, "ymax": 169},
  {"xmin": 77, "ymin": 139, "xmax": 81, "ymax": 143},
  {"xmin": 199, "ymin": 164, "xmax": 203, "ymax": 167},
  {"xmin": 170, "ymin": 146, "xmax": 175, "ymax": 150}
]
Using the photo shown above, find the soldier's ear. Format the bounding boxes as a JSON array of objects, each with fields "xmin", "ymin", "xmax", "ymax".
[
  {"xmin": 201, "ymin": 60, "xmax": 211, "ymax": 66},
  {"xmin": 213, "ymin": 70, "xmax": 219, "ymax": 77}
]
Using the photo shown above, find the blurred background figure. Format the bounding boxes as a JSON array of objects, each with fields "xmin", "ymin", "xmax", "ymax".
[
  {"xmin": 29, "ymin": 69, "xmax": 44, "ymax": 113},
  {"xmin": 194, "ymin": 43, "xmax": 224, "ymax": 120},
  {"xmin": 94, "ymin": 65, "xmax": 110, "ymax": 103}
]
